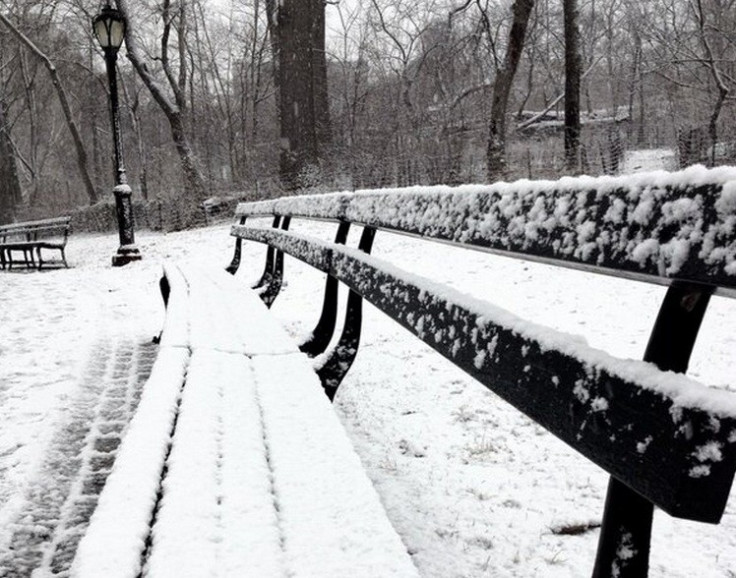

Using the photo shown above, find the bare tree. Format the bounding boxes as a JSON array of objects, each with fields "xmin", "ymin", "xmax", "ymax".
[
  {"xmin": 366, "ymin": 0, "xmax": 460, "ymax": 185},
  {"xmin": 486, "ymin": 0, "xmax": 535, "ymax": 181},
  {"xmin": 0, "ymin": 11, "xmax": 98, "ymax": 204},
  {"xmin": 690, "ymin": 0, "xmax": 733, "ymax": 166},
  {"xmin": 115, "ymin": 0, "xmax": 208, "ymax": 213}
]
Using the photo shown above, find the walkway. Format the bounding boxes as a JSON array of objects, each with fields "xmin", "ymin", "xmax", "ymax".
[{"xmin": 0, "ymin": 335, "xmax": 156, "ymax": 577}]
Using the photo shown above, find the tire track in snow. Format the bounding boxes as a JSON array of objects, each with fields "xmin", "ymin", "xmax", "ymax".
[
  {"xmin": 0, "ymin": 338, "xmax": 157, "ymax": 578},
  {"xmin": 0, "ymin": 339, "xmax": 112, "ymax": 578}
]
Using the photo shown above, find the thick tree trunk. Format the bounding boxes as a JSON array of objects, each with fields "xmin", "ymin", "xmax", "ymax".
[
  {"xmin": 564, "ymin": 0, "xmax": 582, "ymax": 172},
  {"xmin": 0, "ymin": 97, "xmax": 22, "ymax": 224},
  {"xmin": 312, "ymin": 3, "xmax": 331, "ymax": 151},
  {"xmin": 486, "ymin": 0, "xmax": 535, "ymax": 182},
  {"xmin": 270, "ymin": 0, "xmax": 331, "ymax": 191},
  {"xmin": 170, "ymin": 111, "xmax": 207, "ymax": 200}
]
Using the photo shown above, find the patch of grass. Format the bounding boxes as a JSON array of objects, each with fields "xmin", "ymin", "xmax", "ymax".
[
  {"xmin": 545, "ymin": 549, "xmax": 566, "ymax": 565},
  {"xmin": 452, "ymin": 405, "xmax": 474, "ymax": 423},
  {"xmin": 466, "ymin": 434, "xmax": 496, "ymax": 457},
  {"xmin": 468, "ymin": 535, "xmax": 494, "ymax": 550}
]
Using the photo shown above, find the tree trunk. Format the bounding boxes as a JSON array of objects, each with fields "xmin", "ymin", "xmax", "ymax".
[
  {"xmin": 486, "ymin": 0, "xmax": 535, "ymax": 182},
  {"xmin": 170, "ymin": 111, "xmax": 206, "ymax": 199},
  {"xmin": 269, "ymin": 0, "xmax": 331, "ymax": 191},
  {"xmin": 115, "ymin": 0, "xmax": 208, "ymax": 224},
  {"xmin": 311, "ymin": 2, "xmax": 331, "ymax": 151},
  {"xmin": 121, "ymin": 78, "xmax": 150, "ymax": 200},
  {"xmin": 564, "ymin": 0, "xmax": 581, "ymax": 173},
  {"xmin": 707, "ymin": 87, "xmax": 727, "ymax": 168},
  {"xmin": 0, "ymin": 97, "xmax": 23, "ymax": 224}
]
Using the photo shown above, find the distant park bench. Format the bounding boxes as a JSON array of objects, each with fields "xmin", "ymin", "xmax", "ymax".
[
  {"xmin": 73, "ymin": 167, "xmax": 736, "ymax": 578},
  {"xmin": 0, "ymin": 216, "xmax": 72, "ymax": 270}
]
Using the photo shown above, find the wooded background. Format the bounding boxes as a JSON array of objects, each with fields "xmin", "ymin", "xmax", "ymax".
[{"xmin": 1, "ymin": 0, "xmax": 735, "ymax": 227}]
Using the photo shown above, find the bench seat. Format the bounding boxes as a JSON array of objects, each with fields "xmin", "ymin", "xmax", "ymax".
[{"xmin": 71, "ymin": 262, "xmax": 418, "ymax": 578}]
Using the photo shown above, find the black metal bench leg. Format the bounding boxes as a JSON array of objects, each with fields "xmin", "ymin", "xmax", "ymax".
[
  {"xmin": 152, "ymin": 275, "xmax": 172, "ymax": 344},
  {"xmin": 591, "ymin": 282, "xmax": 713, "ymax": 578},
  {"xmin": 253, "ymin": 216, "xmax": 281, "ymax": 290},
  {"xmin": 317, "ymin": 226, "xmax": 376, "ymax": 401},
  {"xmin": 260, "ymin": 217, "xmax": 290, "ymax": 308},
  {"xmin": 300, "ymin": 222, "xmax": 351, "ymax": 357},
  {"xmin": 592, "ymin": 478, "xmax": 653, "ymax": 578},
  {"xmin": 226, "ymin": 216, "xmax": 247, "ymax": 274}
]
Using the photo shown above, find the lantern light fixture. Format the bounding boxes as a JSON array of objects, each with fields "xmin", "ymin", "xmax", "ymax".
[{"xmin": 93, "ymin": 4, "xmax": 126, "ymax": 50}]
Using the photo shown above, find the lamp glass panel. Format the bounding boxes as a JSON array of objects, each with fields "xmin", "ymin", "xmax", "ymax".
[
  {"xmin": 109, "ymin": 19, "xmax": 125, "ymax": 48},
  {"xmin": 94, "ymin": 18, "xmax": 111, "ymax": 48}
]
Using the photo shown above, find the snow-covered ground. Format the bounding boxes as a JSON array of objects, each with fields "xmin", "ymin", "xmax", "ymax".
[
  {"xmin": 621, "ymin": 149, "xmax": 678, "ymax": 173},
  {"xmin": 1, "ymin": 219, "xmax": 735, "ymax": 577}
]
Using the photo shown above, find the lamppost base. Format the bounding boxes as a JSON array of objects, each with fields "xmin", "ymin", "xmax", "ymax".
[{"xmin": 112, "ymin": 245, "xmax": 142, "ymax": 267}]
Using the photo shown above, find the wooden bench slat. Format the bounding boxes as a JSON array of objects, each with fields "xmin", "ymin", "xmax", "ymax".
[
  {"xmin": 145, "ymin": 350, "xmax": 225, "ymax": 577},
  {"xmin": 235, "ymin": 226, "xmax": 736, "ymax": 523},
  {"xmin": 252, "ymin": 352, "xmax": 420, "ymax": 578},
  {"xmin": 219, "ymin": 352, "xmax": 286, "ymax": 578},
  {"xmin": 176, "ymin": 263, "xmax": 299, "ymax": 355},
  {"xmin": 1, "ymin": 241, "xmax": 39, "ymax": 249},
  {"xmin": 0, "ymin": 217, "xmax": 70, "ymax": 235},
  {"xmin": 160, "ymin": 261, "xmax": 298, "ymax": 355},
  {"xmin": 145, "ymin": 350, "xmax": 285, "ymax": 578}
]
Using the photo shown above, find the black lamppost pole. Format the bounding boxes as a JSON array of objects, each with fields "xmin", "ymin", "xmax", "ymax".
[{"xmin": 93, "ymin": 2, "xmax": 141, "ymax": 267}]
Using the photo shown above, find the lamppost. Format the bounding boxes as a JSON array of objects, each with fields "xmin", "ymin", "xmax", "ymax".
[{"xmin": 93, "ymin": 2, "xmax": 141, "ymax": 266}]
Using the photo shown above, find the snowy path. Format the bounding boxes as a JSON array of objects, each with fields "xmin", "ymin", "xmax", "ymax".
[
  {"xmin": 1, "ymin": 223, "xmax": 735, "ymax": 577},
  {"xmin": 0, "ymin": 334, "xmax": 156, "ymax": 578},
  {"xmin": 0, "ymin": 235, "xmax": 163, "ymax": 577}
]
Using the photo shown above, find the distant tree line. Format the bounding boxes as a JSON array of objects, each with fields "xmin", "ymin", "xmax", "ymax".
[{"xmin": 1, "ymin": 0, "xmax": 735, "ymax": 225}]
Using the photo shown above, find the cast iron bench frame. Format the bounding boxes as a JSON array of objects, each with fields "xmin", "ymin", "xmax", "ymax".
[
  {"xmin": 0, "ymin": 216, "xmax": 72, "ymax": 270},
  {"xmin": 227, "ymin": 167, "xmax": 736, "ymax": 578}
]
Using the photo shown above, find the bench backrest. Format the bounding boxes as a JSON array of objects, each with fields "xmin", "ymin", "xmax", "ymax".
[
  {"xmin": 229, "ymin": 166, "xmax": 736, "ymax": 574},
  {"xmin": 235, "ymin": 168, "xmax": 736, "ymax": 296},
  {"xmin": 0, "ymin": 216, "xmax": 72, "ymax": 243}
]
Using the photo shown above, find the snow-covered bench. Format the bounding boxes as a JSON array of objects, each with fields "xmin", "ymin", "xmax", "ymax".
[
  {"xmin": 70, "ymin": 262, "xmax": 420, "ymax": 577},
  {"xmin": 227, "ymin": 165, "xmax": 736, "ymax": 578},
  {"xmin": 0, "ymin": 216, "xmax": 71, "ymax": 270}
]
